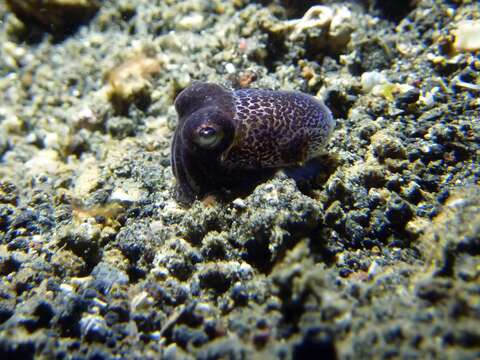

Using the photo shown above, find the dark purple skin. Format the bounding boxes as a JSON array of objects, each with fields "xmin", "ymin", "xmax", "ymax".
[{"xmin": 171, "ymin": 82, "xmax": 335, "ymax": 205}]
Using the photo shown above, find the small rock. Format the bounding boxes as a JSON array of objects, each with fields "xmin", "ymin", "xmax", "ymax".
[
  {"xmin": 177, "ymin": 13, "xmax": 204, "ymax": 30},
  {"xmin": 131, "ymin": 291, "xmax": 153, "ymax": 312},
  {"xmin": 361, "ymin": 71, "xmax": 388, "ymax": 93},
  {"xmin": 90, "ymin": 262, "xmax": 129, "ymax": 295},
  {"xmin": 230, "ymin": 283, "xmax": 249, "ymax": 306},
  {"xmin": 385, "ymin": 194, "xmax": 413, "ymax": 228},
  {"xmin": 74, "ymin": 157, "xmax": 101, "ymax": 198},
  {"xmin": 371, "ymin": 131, "xmax": 406, "ymax": 160},
  {"xmin": 395, "ymin": 88, "xmax": 420, "ymax": 109},
  {"xmin": 198, "ymin": 267, "xmax": 233, "ymax": 293},
  {"xmin": 453, "ymin": 20, "xmax": 480, "ymax": 53},
  {"xmin": 106, "ymin": 55, "xmax": 162, "ymax": 113},
  {"xmin": 11, "ymin": 209, "xmax": 37, "ymax": 229},
  {"xmin": 232, "ymin": 198, "xmax": 246, "ymax": 209},
  {"xmin": 110, "ymin": 181, "xmax": 144, "ymax": 203},
  {"xmin": 293, "ymin": 327, "xmax": 337, "ymax": 359},
  {"xmin": 6, "ymin": 0, "xmax": 100, "ymax": 33},
  {"xmin": 80, "ymin": 314, "xmax": 110, "ymax": 342}
]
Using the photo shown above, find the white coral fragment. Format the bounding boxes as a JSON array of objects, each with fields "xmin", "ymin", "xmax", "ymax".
[
  {"xmin": 283, "ymin": 5, "xmax": 353, "ymax": 52},
  {"xmin": 287, "ymin": 5, "xmax": 334, "ymax": 39}
]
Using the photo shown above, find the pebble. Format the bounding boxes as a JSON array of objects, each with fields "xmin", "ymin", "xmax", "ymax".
[
  {"xmin": 178, "ymin": 13, "xmax": 204, "ymax": 30},
  {"xmin": 6, "ymin": 0, "xmax": 100, "ymax": 32},
  {"xmin": 80, "ymin": 314, "xmax": 110, "ymax": 342},
  {"xmin": 232, "ymin": 198, "xmax": 247, "ymax": 209},
  {"xmin": 395, "ymin": 88, "xmax": 420, "ymax": 108},
  {"xmin": 131, "ymin": 291, "xmax": 154, "ymax": 312},
  {"xmin": 453, "ymin": 20, "xmax": 480, "ymax": 52}
]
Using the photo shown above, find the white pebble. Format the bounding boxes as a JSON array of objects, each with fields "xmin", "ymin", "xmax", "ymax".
[
  {"xmin": 361, "ymin": 71, "xmax": 388, "ymax": 93},
  {"xmin": 225, "ymin": 63, "xmax": 236, "ymax": 74},
  {"xmin": 453, "ymin": 20, "xmax": 480, "ymax": 52}
]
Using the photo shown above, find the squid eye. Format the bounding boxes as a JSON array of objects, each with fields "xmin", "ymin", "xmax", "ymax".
[{"xmin": 194, "ymin": 126, "xmax": 223, "ymax": 148}]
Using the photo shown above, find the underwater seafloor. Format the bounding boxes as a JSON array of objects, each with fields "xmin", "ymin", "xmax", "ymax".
[{"xmin": 0, "ymin": 0, "xmax": 479, "ymax": 359}]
